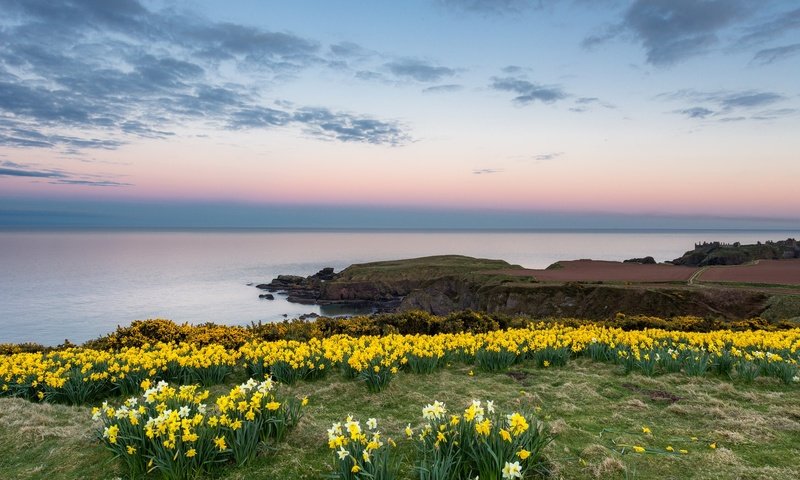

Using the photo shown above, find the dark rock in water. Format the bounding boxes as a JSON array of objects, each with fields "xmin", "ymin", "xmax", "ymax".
[
  {"xmin": 623, "ymin": 256, "xmax": 656, "ymax": 264},
  {"xmin": 299, "ymin": 312, "xmax": 320, "ymax": 320},
  {"xmin": 256, "ymin": 268, "xmax": 339, "ymax": 300},
  {"xmin": 246, "ymin": 282, "xmax": 254, "ymax": 286},
  {"xmin": 282, "ymin": 314, "xmax": 288, "ymax": 317},
  {"xmin": 277, "ymin": 275, "xmax": 306, "ymax": 284},
  {"xmin": 259, "ymin": 293, "xmax": 275, "ymax": 300}
]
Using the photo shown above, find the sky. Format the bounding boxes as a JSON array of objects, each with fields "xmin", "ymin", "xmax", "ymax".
[{"xmin": 0, "ymin": 0, "xmax": 799, "ymax": 229}]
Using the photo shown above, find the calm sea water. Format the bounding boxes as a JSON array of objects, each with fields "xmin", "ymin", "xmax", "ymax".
[{"xmin": 1, "ymin": 229, "xmax": 797, "ymax": 345}]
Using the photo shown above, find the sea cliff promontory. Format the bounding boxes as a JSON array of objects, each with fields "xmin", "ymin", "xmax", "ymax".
[{"xmin": 258, "ymin": 245, "xmax": 800, "ymax": 321}]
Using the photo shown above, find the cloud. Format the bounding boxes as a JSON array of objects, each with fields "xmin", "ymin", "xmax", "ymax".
[
  {"xmin": 437, "ymin": 0, "xmax": 541, "ymax": 15},
  {"xmin": 293, "ymin": 108, "xmax": 410, "ymax": 145},
  {"xmin": 0, "ymin": 126, "xmax": 125, "ymax": 150},
  {"xmin": 750, "ymin": 108, "xmax": 799, "ymax": 121},
  {"xmin": 48, "ymin": 179, "xmax": 132, "ymax": 187},
  {"xmin": 624, "ymin": 0, "xmax": 747, "ymax": 65},
  {"xmin": 329, "ymin": 42, "xmax": 372, "ymax": 59},
  {"xmin": 490, "ymin": 76, "xmax": 568, "ymax": 105},
  {"xmin": 501, "ymin": 65, "xmax": 525, "ymax": 74},
  {"xmin": 585, "ymin": 0, "xmax": 751, "ymax": 65},
  {"xmin": 0, "ymin": 160, "xmax": 129, "ymax": 186},
  {"xmin": 752, "ymin": 43, "xmax": 800, "ymax": 65},
  {"xmin": 532, "ymin": 152, "xmax": 563, "ymax": 161},
  {"xmin": 422, "ymin": 84, "xmax": 463, "ymax": 94},
  {"xmin": 586, "ymin": 2, "xmax": 800, "ymax": 67},
  {"xmin": 675, "ymin": 107, "xmax": 715, "ymax": 119},
  {"xmin": 385, "ymin": 59, "xmax": 457, "ymax": 82},
  {"xmin": 720, "ymin": 91, "xmax": 782, "ymax": 109},
  {"xmin": 473, "ymin": 168, "xmax": 504, "ymax": 174},
  {"xmin": 0, "ymin": 166, "xmax": 65, "ymax": 178},
  {"xmin": 0, "ymin": 0, "xmax": 410, "ymax": 150},
  {"xmin": 661, "ymin": 89, "xmax": 792, "ymax": 121},
  {"xmin": 355, "ymin": 70, "xmax": 386, "ymax": 82},
  {"xmin": 736, "ymin": 7, "xmax": 800, "ymax": 48},
  {"xmin": 582, "ymin": 24, "xmax": 625, "ymax": 49},
  {"xmin": 569, "ymin": 96, "xmax": 615, "ymax": 113}
]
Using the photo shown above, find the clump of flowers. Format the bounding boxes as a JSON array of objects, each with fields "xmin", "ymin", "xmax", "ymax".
[
  {"xmin": 411, "ymin": 399, "xmax": 551, "ymax": 480},
  {"xmin": 94, "ymin": 377, "xmax": 304, "ymax": 479},
  {"xmin": 327, "ymin": 415, "xmax": 399, "ymax": 479}
]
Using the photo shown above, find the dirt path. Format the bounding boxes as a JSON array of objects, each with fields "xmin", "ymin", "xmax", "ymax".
[
  {"xmin": 687, "ymin": 266, "xmax": 709, "ymax": 286},
  {"xmin": 689, "ymin": 260, "xmax": 764, "ymax": 287}
]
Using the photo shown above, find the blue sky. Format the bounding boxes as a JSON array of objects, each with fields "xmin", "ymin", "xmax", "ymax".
[{"xmin": 1, "ymin": 0, "xmax": 799, "ymax": 228}]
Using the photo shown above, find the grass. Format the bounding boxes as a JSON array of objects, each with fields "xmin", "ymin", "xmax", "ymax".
[
  {"xmin": 337, "ymin": 255, "xmax": 522, "ymax": 282},
  {"xmin": 2, "ymin": 358, "xmax": 799, "ymax": 479}
]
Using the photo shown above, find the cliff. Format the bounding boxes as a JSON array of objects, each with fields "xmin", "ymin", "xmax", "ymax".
[{"xmin": 259, "ymin": 255, "xmax": 800, "ymax": 321}]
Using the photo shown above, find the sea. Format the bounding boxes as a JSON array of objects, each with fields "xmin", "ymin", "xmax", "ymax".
[{"xmin": 1, "ymin": 229, "xmax": 798, "ymax": 345}]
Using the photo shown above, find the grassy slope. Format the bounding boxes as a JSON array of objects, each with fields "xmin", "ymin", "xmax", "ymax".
[
  {"xmin": 335, "ymin": 255, "xmax": 522, "ymax": 282},
  {"xmin": 2, "ymin": 359, "xmax": 799, "ymax": 480}
]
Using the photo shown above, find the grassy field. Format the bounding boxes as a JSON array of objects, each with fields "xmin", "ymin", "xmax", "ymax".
[{"xmin": 2, "ymin": 358, "xmax": 798, "ymax": 480}]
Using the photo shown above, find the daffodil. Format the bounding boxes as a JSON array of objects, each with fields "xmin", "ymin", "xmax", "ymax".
[{"xmin": 502, "ymin": 461, "xmax": 523, "ymax": 479}]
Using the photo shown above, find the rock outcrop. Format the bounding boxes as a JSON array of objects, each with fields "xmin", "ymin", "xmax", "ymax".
[
  {"xmin": 672, "ymin": 239, "xmax": 799, "ymax": 266},
  {"xmin": 623, "ymin": 256, "xmax": 656, "ymax": 264}
]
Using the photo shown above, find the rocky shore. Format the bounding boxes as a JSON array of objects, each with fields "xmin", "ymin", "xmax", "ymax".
[{"xmin": 256, "ymin": 267, "xmax": 401, "ymax": 312}]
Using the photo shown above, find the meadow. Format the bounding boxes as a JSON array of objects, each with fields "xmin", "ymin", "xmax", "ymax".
[{"xmin": 1, "ymin": 313, "xmax": 798, "ymax": 479}]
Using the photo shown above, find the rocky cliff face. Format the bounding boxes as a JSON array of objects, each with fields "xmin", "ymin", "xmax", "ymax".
[
  {"xmin": 257, "ymin": 255, "xmax": 800, "ymax": 321},
  {"xmin": 398, "ymin": 277, "xmax": 771, "ymax": 319}
]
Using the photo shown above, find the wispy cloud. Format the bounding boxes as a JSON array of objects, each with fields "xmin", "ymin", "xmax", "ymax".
[
  {"xmin": 48, "ymin": 179, "xmax": 132, "ymax": 187},
  {"xmin": 751, "ymin": 43, "xmax": 800, "ymax": 65},
  {"xmin": 0, "ymin": 166, "xmax": 65, "ymax": 179},
  {"xmin": 490, "ymin": 76, "xmax": 568, "ymax": 105},
  {"xmin": 473, "ymin": 168, "xmax": 504, "ymax": 174},
  {"xmin": 384, "ymin": 59, "xmax": 457, "ymax": 82},
  {"xmin": 736, "ymin": 7, "xmax": 800, "ymax": 49},
  {"xmin": 510, "ymin": 152, "xmax": 565, "ymax": 163},
  {"xmin": 675, "ymin": 107, "xmax": 715, "ymax": 119},
  {"xmin": 0, "ymin": 160, "xmax": 128, "ymax": 186},
  {"xmin": 422, "ymin": 84, "xmax": 463, "ymax": 94},
  {"xmin": 660, "ymin": 88, "xmax": 793, "ymax": 121},
  {"xmin": 532, "ymin": 152, "xmax": 563, "ymax": 162},
  {"xmin": 569, "ymin": 96, "xmax": 615, "ymax": 113},
  {"xmin": 437, "ymin": 0, "xmax": 547, "ymax": 15}
]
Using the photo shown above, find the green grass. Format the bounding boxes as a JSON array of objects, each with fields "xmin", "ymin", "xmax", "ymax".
[
  {"xmin": 2, "ymin": 358, "xmax": 799, "ymax": 479},
  {"xmin": 337, "ymin": 255, "xmax": 522, "ymax": 282}
]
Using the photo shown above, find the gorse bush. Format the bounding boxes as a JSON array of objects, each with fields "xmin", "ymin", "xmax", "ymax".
[
  {"xmin": 85, "ymin": 319, "xmax": 252, "ymax": 351},
  {"xmin": 71, "ymin": 311, "xmax": 799, "ymax": 354},
  {"xmin": 6, "ymin": 311, "xmax": 792, "ymax": 357}
]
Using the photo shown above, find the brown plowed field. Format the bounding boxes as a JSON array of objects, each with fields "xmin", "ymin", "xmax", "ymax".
[
  {"xmin": 698, "ymin": 259, "xmax": 800, "ymax": 285},
  {"xmin": 494, "ymin": 260, "xmax": 697, "ymax": 282}
]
